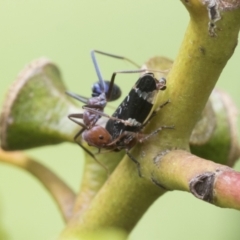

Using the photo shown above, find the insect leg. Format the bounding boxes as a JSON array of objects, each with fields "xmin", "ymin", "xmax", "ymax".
[
  {"xmin": 91, "ymin": 50, "xmax": 142, "ymax": 101},
  {"xmin": 91, "ymin": 50, "xmax": 141, "ymax": 68},
  {"xmin": 91, "ymin": 50, "xmax": 141, "ymax": 95},
  {"xmin": 68, "ymin": 113, "xmax": 86, "ymax": 128},
  {"xmin": 126, "ymin": 149, "xmax": 142, "ymax": 177},
  {"xmin": 141, "ymin": 100, "xmax": 171, "ymax": 129},
  {"xmin": 73, "ymin": 128, "xmax": 109, "ymax": 176},
  {"xmin": 73, "ymin": 127, "xmax": 85, "ymax": 142},
  {"xmin": 69, "ymin": 118, "xmax": 109, "ymax": 175},
  {"xmin": 83, "ymin": 107, "xmax": 139, "ymax": 127},
  {"xmin": 65, "ymin": 91, "xmax": 89, "ymax": 104},
  {"xmin": 107, "ymin": 69, "xmax": 151, "ymax": 100},
  {"xmin": 138, "ymin": 125, "xmax": 175, "ymax": 143},
  {"xmin": 154, "ymin": 100, "xmax": 170, "ymax": 113},
  {"xmin": 91, "ymin": 50, "xmax": 140, "ymax": 101}
]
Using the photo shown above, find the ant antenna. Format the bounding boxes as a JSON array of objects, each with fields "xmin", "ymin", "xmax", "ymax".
[{"xmin": 91, "ymin": 50, "xmax": 106, "ymax": 93}]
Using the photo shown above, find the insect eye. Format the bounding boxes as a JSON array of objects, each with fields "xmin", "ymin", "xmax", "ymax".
[
  {"xmin": 158, "ymin": 77, "xmax": 167, "ymax": 90},
  {"xmin": 159, "ymin": 77, "xmax": 166, "ymax": 85},
  {"xmin": 99, "ymin": 135, "xmax": 104, "ymax": 140}
]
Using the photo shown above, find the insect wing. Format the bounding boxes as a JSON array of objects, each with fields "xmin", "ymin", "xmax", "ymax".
[{"xmin": 105, "ymin": 74, "xmax": 158, "ymax": 139}]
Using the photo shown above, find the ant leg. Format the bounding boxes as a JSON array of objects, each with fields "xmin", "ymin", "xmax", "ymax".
[
  {"xmin": 68, "ymin": 114, "xmax": 87, "ymax": 128},
  {"xmin": 105, "ymin": 131, "xmax": 129, "ymax": 147},
  {"xmin": 91, "ymin": 50, "xmax": 169, "ymax": 100},
  {"xmin": 139, "ymin": 125, "xmax": 175, "ymax": 143},
  {"xmin": 83, "ymin": 99, "xmax": 170, "ymax": 132},
  {"xmin": 103, "ymin": 130, "xmax": 142, "ymax": 176},
  {"xmin": 91, "ymin": 50, "xmax": 140, "ymax": 99},
  {"xmin": 107, "ymin": 69, "xmax": 169, "ymax": 101},
  {"xmin": 76, "ymin": 140, "xmax": 109, "ymax": 176},
  {"xmin": 91, "ymin": 50, "xmax": 140, "ymax": 69},
  {"xmin": 126, "ymin": 149, "xmax": 142, "ymax": 177},
  {"xmin": 66, "ymin": 91, "xmax": 89, "ymax": 104},
  {"xmin": 83, "ymin": 104, "xmax": 104, "ymax": 110},
  {"xmin": 82, "ymin": 107, "xmax": 139, "ymax": 127},
  {"xmin": 107, "ymin": 69, "xmax": 150, "ymax": 100},
  {"xmin": 73, "ymin": 127, "xmax": 85, "ymax": 142},
  {"xmin": 72, "ymin": 124, "xmax": 110, "ymax": 175}
]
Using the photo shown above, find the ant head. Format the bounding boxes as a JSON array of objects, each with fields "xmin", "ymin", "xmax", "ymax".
[{"xmin": 82, "ymin": 125, "xmax": 112, "ymax": 148}]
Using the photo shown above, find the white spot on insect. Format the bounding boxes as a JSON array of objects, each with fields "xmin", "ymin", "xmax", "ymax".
[
  {"xmin": 126, "ymin": 118, "xmax": 141, "ymax": 127},
  {"xmin": 134, "ymin": 87, "xmax": 156, "ymax": 103},
  {"xmin": 127, "ymin": 95, "xmax": 130, "ymax": 102},
  {"xmin": 119, "ymin": 107, "xmax": 122, "ymax": 114}
]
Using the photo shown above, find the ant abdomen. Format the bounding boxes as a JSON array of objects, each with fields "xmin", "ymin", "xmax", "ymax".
[{"xmin": 92, "ymin": 80, "xmax": 121, "ymax": 101}]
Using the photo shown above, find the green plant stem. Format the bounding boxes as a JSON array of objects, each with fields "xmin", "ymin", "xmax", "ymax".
[
  {"xmin": 60, "ymin": 157, "xmax": 165, "ymax": 238},
  {"xmin": 72, "ymin": 150, "xmax": 124, "ymax": 215},
  {"xmin": 152, "ymin": 150, "xmax": 240, "ymax": 210},
  {"xmin": 0, "ymin": 149, "xmax": 76, "ymax": 222},
  {"xmin": 60, "ymin": 1, "xmax": 240, "ymax": 238},
  {"xmin": 155, "ymin": 1, "xmax": 240, "ymax": 145}
]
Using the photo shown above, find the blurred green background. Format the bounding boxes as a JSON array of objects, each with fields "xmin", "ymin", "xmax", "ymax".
[{"xmin": 0, "ymin": 1, "xmax": 240, "ymax": 240}]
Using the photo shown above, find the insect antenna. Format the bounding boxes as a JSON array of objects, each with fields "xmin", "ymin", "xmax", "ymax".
[{"xmin": 91, "ymin": 50, "xmax": 106, "ymax": 94}]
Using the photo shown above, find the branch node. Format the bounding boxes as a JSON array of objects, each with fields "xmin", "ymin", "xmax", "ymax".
[
  {"xmin": 153, "ymin": 149, "xmax": 171, "ymax": 165},
  {"xmin": 205, "ymin": 0, "xmax": 221, "ymax": 36},
  {"xmin": 189, "ymin": 171, "xmax": 215, "ymax": 202}
]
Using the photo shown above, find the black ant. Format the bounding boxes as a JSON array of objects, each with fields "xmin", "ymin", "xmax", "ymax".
[{"xmin": 66, "ymin": 50, "xmax": 141, "ymax": 171}]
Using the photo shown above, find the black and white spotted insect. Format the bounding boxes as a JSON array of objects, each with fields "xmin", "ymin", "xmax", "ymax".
[
  {"xmin": 67, "ymin": 50, "xmax": 173, "ymax": 174},
  {"xmin": 83, "ymin": 72, "xmax": 173, "ymax": 174}
]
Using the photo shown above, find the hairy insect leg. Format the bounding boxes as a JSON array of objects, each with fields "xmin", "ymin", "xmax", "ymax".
[
  {"xmin": 139, "ymin": 125, "xmax": 175, "ymax": 143},
  {"xmin": 68, "ymin": 113, "xmax": 86, "ymax": 128},
  {"xmin": 82, "ymin": 106, "xmax": 140, "ymax": 127},
  {"xmin": 126, "ymin": 149, "xmax": 142, "ymax": 177},
  {"xmin": 91, "ymin": 50, "xmax": 140, "ymax": 68},
  {"xmin": 155, "ymin": 99, "xmax": 170, "ymax": 112},
  {"xmin": 141, "ymin": 100, "xmax": 171, "ymax": 129}
]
